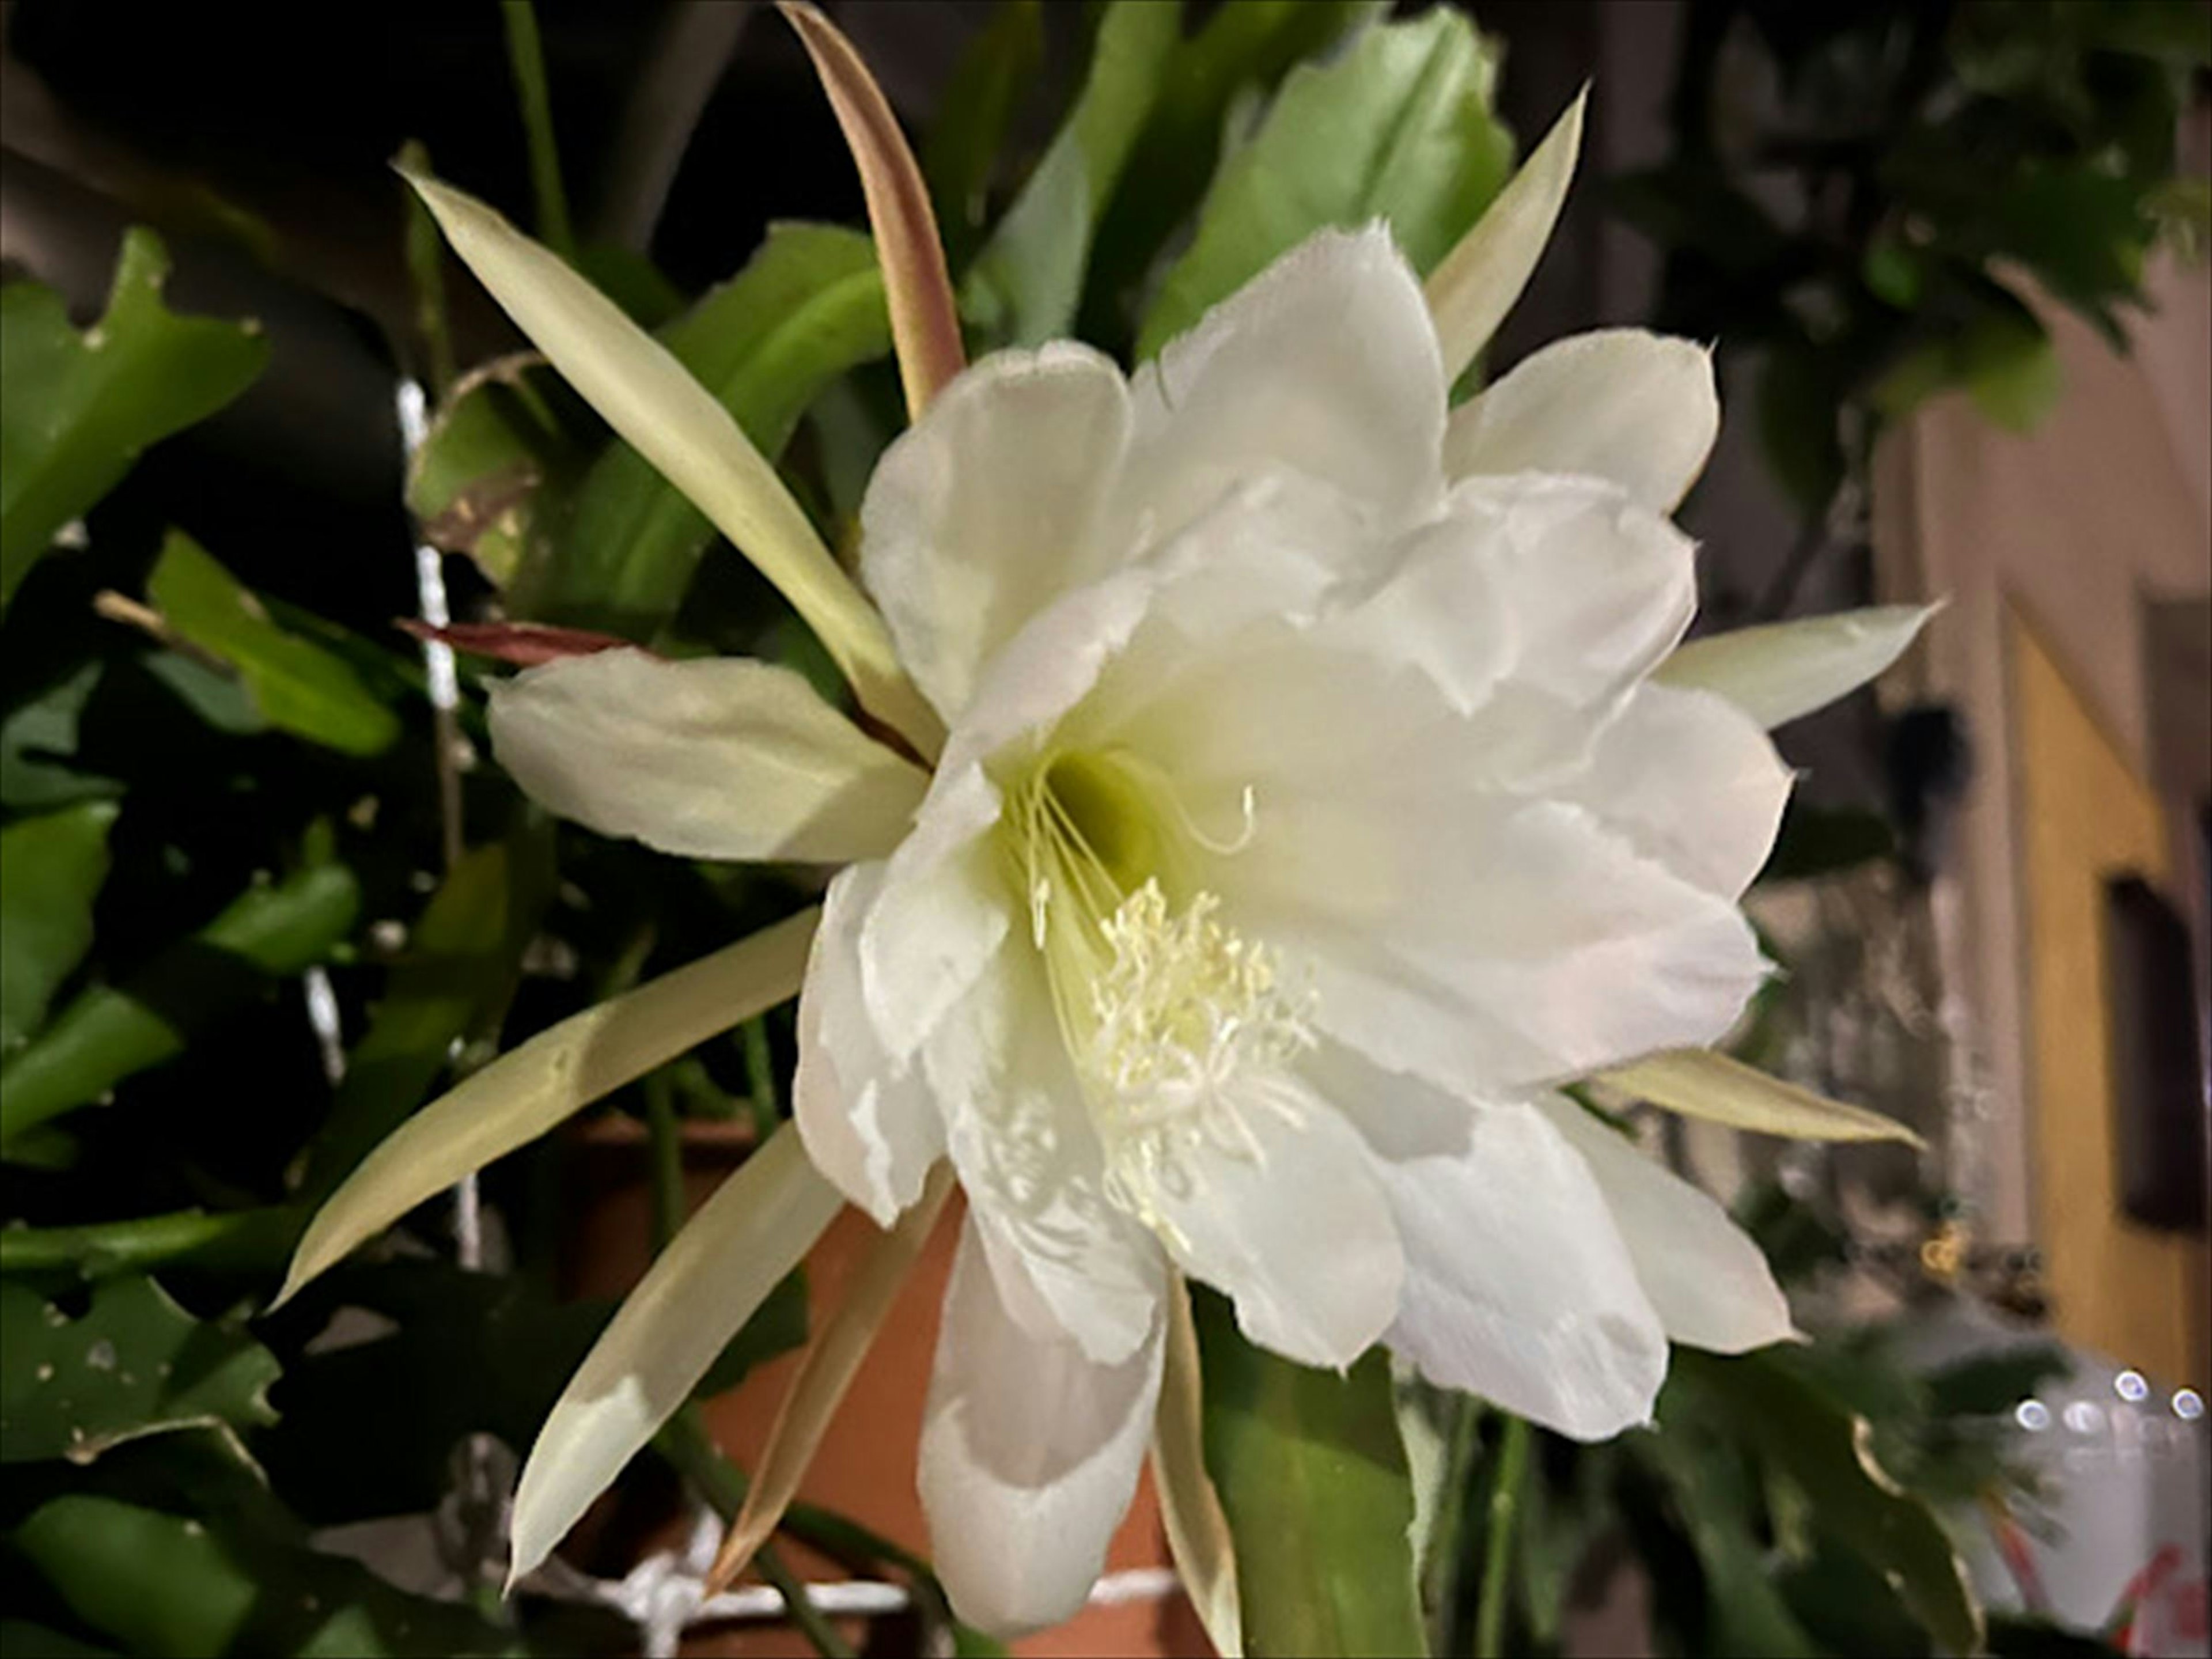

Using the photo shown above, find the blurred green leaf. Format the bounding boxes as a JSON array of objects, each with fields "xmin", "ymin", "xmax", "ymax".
[
  {"xmin": 1983, "ymin": 165, "xmax": 2153, "ymax": 338},
  {"xmin": 964, "ymin": 0, "xmax": 1181, "ymax": 346},
  {"xmin": 299, "ymin": 832, "xmax": 554, "ymax": 1201},
  {"xmin": 0, "ymin": 665, "xmax": 120, "ymax": 812},
  {"xmin": 1193, "ymin": 1286, "xmax": 1426, "ymax": 1657},
  {"xmin": 0, "ymin": 859, "xmax": 361, "ymax": 1147},
  {"xmin": 13, "ymin": 1494, "xmax": 527, "ymax": 1657},
  {"xmin": 0, "ymin": 229, "xmax": 268, "ymax": 611},
  {"xmin": 1669, "ymin": 1350, "xmax": 1983, "ymax": 1655},
  {"xmin": 0, "ymin": 801, "xmax": 118, "ymax": 1054},
  {"xmin": 0, "ymin": 1275, "xmax": 278, "ymax": 1465},
  {"xmin": 144, "ymin": 532, "xmax": 400, "ymax": 756},
  {"xmin": 1138, "ymin": 6, "xmax": 1510, "ymax": 359},
  {"xmin": 405, "ymin": 359, "xmax": 586, "ymax": 590},
  {"xmin": 923, "ymin": 0, "xmax": 1044, "ymax": 267},
  {"xmin": 1084, "ymin": 1, "xmax": 1384, "ymax": 342},
  {"xmin": 1638, "ymin": 1429, "xmax": 1821, "ymax": 1657},
  {"xmin": 528, "ymin": 223, "xmax": 891, "ymax": 637},
  {"xmin": 1761, "ymin": 802, "xmax": 1898, "ymax": 882},
  {"xmin": 1757, "ymin": 344, "xmax": 1846, "ymax": 512},
  {"xmin": 1922, "ymin": 1345, "xmax": 2071, "ymax": 1418},
  {"xmin": 0, "ymin": 1621, "xmax": 116, "ymax": 1657},
  {"xmin": 1962, "ymin": 309, "xmax": 2063, "ymax": 432}
]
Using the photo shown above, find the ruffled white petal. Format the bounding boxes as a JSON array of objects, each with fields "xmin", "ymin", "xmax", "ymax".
[
  {"xmin": 1424, "ymin": 93, "xmax": 1584, "ymax": 382},
  {"xmin": 932, "ymin": 948, "xmax": 1168, "ymax": 1366},
  {"xmin": 920, "ymin": 1214, "xmax": 1166, "ymax": 1637},
  {"xmin": 859, "ymin": 345, "xmax": 1134, "ymax": 723},
  {"xmin": 1313, "ymin": 1050, "xmax": 1668, "ymax": 1440},
  {"xmin": 1537, "ymin": 1094, "xmax": 1792, "ymax": 1355},
  {"xmin": 793, "ymin": 862, "xmax": 945, "ymax": 1225},
  {"xmin": 1445, "ymin": 329, "xmax": 1718, "ymax": 511},
  {"xmin": 489, "ymin": 649, "xmax": 927, "ymax": 863},
  {"xmin": 1562, "ymin": 684, "xmax": 1793, "ymax": 898},
  {"xmin": 1124, "ymin": 225, "xmax": 1448, "ymax": 544},
  {"xmin": 1657, "ymin": 605, "xmax": 1934, "ymax": 730},
  {"xmin": 1146, "ymin": 1077, "xmax": 1403, "ymax": 1370}
]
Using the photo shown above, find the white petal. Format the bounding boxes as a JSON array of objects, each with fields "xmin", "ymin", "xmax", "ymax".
[
  {"xmin": 931, "ymin": 948, "xmax": 1166, "ymax": 1366},
  {"xmin": 489, "ymin": 649, "xmax": 927, "ymax": 863},
  {"xmin": 1147, "ymin": 1075, "xmax": 1404, "ymax": 1370},
  {"xmin": 920, "ymin": 1214, "xmax": 1166, "ymax": 1638},
  {"xmin": 858, "ymin": 765, "xmax": 1010, "ymax": 1063},
  {"xmin": 509, "ymin": 1124, "xmax": 843, "ymax": 1583},
  {"xmin": 1444, "ymin": 329, "xmax": 1718, "ymax": 510},
  {"xmin": 1537, "ymin": 1094, "xmax": 1791, "ymax": 1354},
  {"xmin": 859, "ymin": 344, "xmax": 1133, "ymax": 723},
  {"xmin": 1425, "ymin": 92, "xmax": 1585, "ymax": 382},
  {"xmin": 1124, "ymin": 225, "xmax": 1448, "ymax": 543},
  {"xmin": 1656, "ymin": 605, "xmax": 1935, "ymax": 730},
  {"xmin": 1312, "ymin": 1052, "xmax": 1668, "ymax": 1440},
  {"xmin": 278, "ymin": 910, "xmax": 820, "ymax": 1306},
  {"xmin": 406, "ymin": 173, "xmax": 937, "ymax": 753},
  {"xmin": 793, "ymin": 862, "xmax": 944, "ymax": 1225},
  {"xmin": 1561, "ymin": 684, "xmax": 1793, "ymax": 898}
]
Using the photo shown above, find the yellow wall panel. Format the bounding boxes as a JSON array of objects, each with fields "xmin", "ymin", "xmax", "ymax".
[{"xmin": 2011, "ymin": 604, "xmax": 2208, "ymax": 1388}]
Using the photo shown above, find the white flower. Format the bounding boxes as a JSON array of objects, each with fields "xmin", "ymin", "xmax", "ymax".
[
  {"xmin": 495, "ymin": 240, "xmax": 1791, "ymax": 1630},
  {"xmin": 282, "ymin": 78, "xmax": 1930, "ymax": 1643}
]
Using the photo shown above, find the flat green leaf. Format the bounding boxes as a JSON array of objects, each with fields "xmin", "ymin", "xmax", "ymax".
[
  {"xmin": 13, "ymin": 1495, "xmax": 527, "ymax": 1657},
  {"xmin": 1962, "ymin": 309, "xmax": 2063, "ymax": 432},
  {"xmin": 0, "ymin": 801, "xmax": 117, "ymax": 1053},
  {"xmin": 0, "ymin": 859, "xmax": 361, "ymax": 1146},
  {"xmin": 1637, "ymin": 1428, "xmax": 1823, "ymax": 1658},
  {"xmin": 1084, "ymin": 1, "xmax": 1385, "ymax": 339},
  {"xmin": 1137, "ymin": 6, "xmax": 1511, "ymax": 359},
  {"xmin": 1596, "ymin": 1050, "xmax": 1923, "ymax": 1146},
  {"xmin": 0, "ymin": 1275, "xmax": 278, "ymax": 1465},
  {"xmin": 298, "ymin": 832, "xmax": 554, "ymax": 1201},
  {"xmin": 1194, "ymin": 1286, "xmax": 1426, "ymax": 1657},
  {"xmin": 522, "ymin": 221, "xmax": 892, "ymax": 638},
  {"xmin": 144, "ymin": 532, "xmax": 400, "ymax": 756},
  {"xmin": 404, "ymin": 357, "xmax": 586, "ymax": 589},
  {"xmin": 0, "ymin": 664, "xmax": 121, "ymax": 812},
  {"xmin": 923, "ymin": 0, "xmax": 1044, "ymax": 266},
  {"xmin": 0, "ymin": 1622, "xmax": 115, "ymax": 1657},
  {"xmin": 0, "ymin": 229, "xmax": 268, "ymax": 609},
  {"xmin": 1669, "ymin": 1351, "xmax": 1983, "ymax": 1656},
  {"xmin": 964, "ymin": 0, "xmax": 1181, "ymax": 346}
]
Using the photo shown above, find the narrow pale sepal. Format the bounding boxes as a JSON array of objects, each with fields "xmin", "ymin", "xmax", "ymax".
[
  {"xmin": 1151, "ymin": 1278, "xmax": 1243, "ymax": 1659},
  {"xmin": 1656, "ymin": 605, "xmax": 1935, "ymax": 731},
  {"xmin": 1444, "ymin": 328, "xmax": 1718, "ymax": 510},
  {"xmin": 705, "ymin": 1161, "xmax": 957, "ymax": 1594},
  {"xmin": 1594, "ymin": 1049, "xmax": 1924, "ymax": 1146},
  {"xmin": 507, "ymin": 1124, "xmax": 844, "ymax": 1585},
  {"xmin": 275, "ymin": 908, "xmax": 821, "ymax": 1306},
  {"xmin": 1423, "ymin": 90, "xmax": 1585, "ymax": 383},
  {"xmin": 779, "ymin": 1, "xmax": 966, "ymax": 419},
  {"xmin": 402, "ymin": 171, "xmax": 942, "ymax": 756}
]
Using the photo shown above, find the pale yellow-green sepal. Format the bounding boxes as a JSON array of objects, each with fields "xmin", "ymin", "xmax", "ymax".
[
  {"xmin": 275, "ymin": 908, "xmax": 821, "ymax": 1308},
  {"xmin": 1657, "ymin": 605, "xmax": 1936, "ymax": 731},
  {"xmin": 403, "ymin": 172, "xmax": 942, "ymax": 759},
  {"xmin": 1152, "ymin": 1277, "xmax": 1243, "ymax": 1658},
  {"xmin": 508, "ymin": 1122, "xmax": 845, "ymax": 1585},
  {"xmin": 707, "ymin": 1161, "xmax": 956, "ymax": 1595},
  {"xmin": 1423, "ymin": 90, "xmax": 1585, "ymax": 384},
  {"xmin": 1595, "ymin": 1049, "xmax": 1924, "ymax": 1146}
]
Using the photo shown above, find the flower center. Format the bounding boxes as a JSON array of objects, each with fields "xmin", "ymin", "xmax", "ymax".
[{"xmin": 999, "ymin": 747, "xmax": 1312, "ymax": 1237}]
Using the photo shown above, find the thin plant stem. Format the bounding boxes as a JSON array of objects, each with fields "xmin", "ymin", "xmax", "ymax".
[
  {"xmin": 500, "ymin": 0, "xmax": 577, "ymax": 261},
  {"xmin": 643, "ymin": 1075, "xmax": 685, "ymax": 1255},
  {"xmin": 1473, "ymin": 1413, "xmax": 1533, "ymax": 1659},
  {"xmin": 1422, "ymin": 1394, "xmax": 1483, "ymax": 1649}
]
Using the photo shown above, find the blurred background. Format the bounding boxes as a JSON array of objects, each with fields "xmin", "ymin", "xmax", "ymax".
[{"xmin": 2, "ymin": 2, "xmax": 2207, "ymax": 1656}]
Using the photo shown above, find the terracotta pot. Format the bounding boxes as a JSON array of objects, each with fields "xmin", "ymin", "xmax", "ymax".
[{"xmin": 561, "ymin": 1122, "xmax": 1211, "ymax": 1658}]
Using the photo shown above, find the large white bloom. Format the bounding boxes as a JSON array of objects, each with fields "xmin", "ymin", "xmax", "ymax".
[
  {"xmin": 499, "ymin": 228, "xmax": 1787, "ymax": 1627},
  {"xmin": 284, "ymin": 70, "xmax": 1929, "ymax": 1641}
]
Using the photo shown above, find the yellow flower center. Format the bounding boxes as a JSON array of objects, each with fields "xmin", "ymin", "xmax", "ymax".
[{"xmin": 998, "ymin": 747, "xmax": 1312, "ymax": 1236}]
